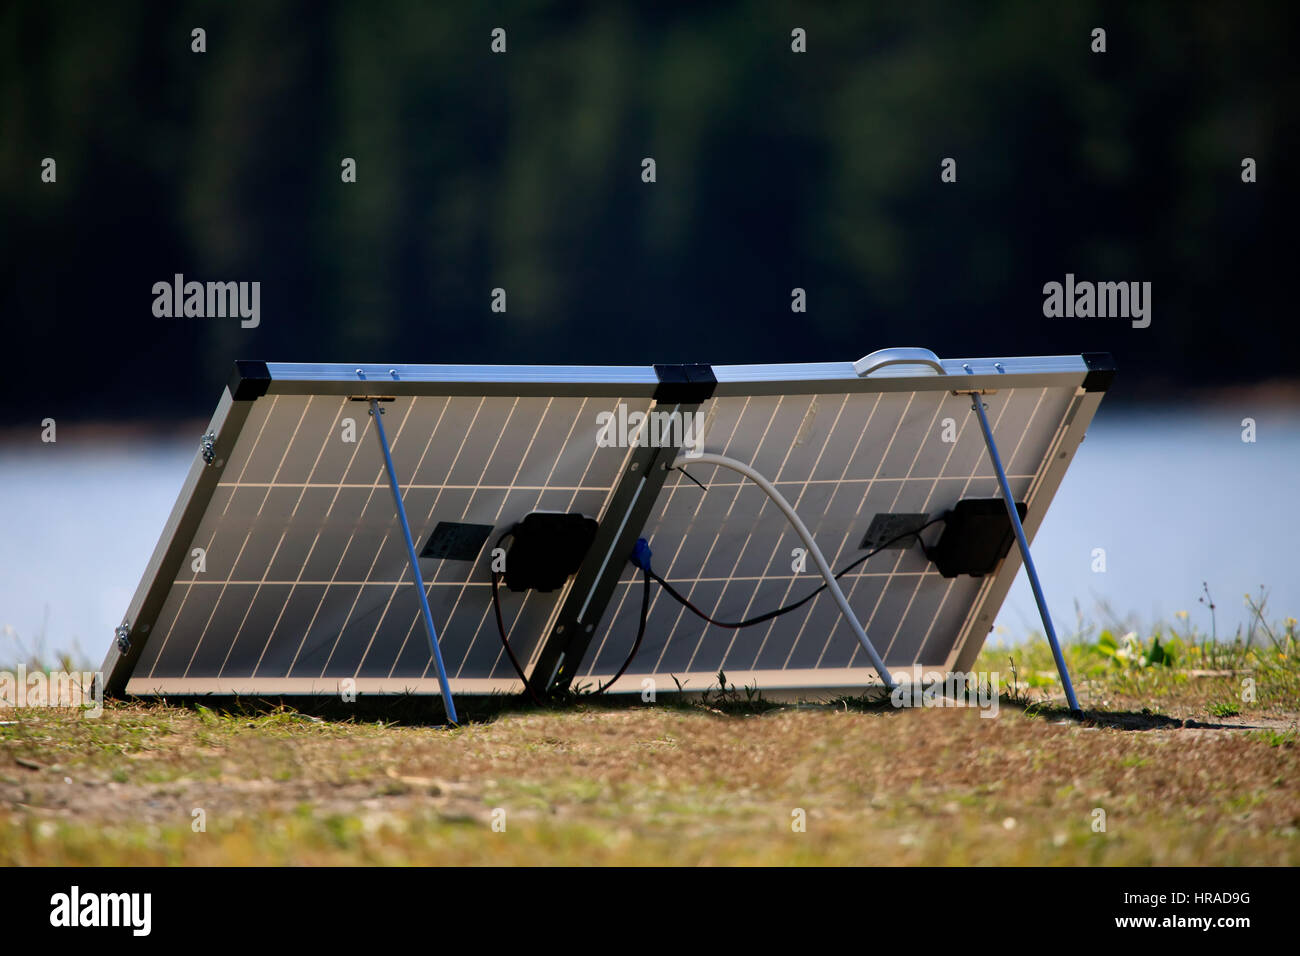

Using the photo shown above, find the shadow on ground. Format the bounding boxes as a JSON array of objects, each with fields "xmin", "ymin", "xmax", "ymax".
[{"xmin": 120, "ymin": 687, "xmax": 1273, "ymax": 734}]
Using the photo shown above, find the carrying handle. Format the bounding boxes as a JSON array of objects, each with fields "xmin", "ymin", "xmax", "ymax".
[{"xmin": 853, "ymin": 347, "xmax": 946, "ymax": 377}]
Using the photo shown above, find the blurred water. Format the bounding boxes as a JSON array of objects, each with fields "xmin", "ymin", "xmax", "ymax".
[
  {"xmin": 0, "ymin": 436, "xmax": 196, "ymax": 667},
  {"xmin": 1, "ymin": 405, "xmax": 1296, "ymax": 667},
  {"xmin": 997, "ymin": 403, "xmax": 1299, "ymax": 645}
]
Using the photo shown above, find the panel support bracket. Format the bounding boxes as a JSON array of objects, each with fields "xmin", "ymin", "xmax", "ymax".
[
  {"xmin": 368, "ymin": 399, "xmax": 459, "ymax": 724},
  {"xmin": 532, "ymin": 417, "xmax": 692, "ymax": 692},
  {"xmin": 533, "ymin": 364, "xmax": 718, "ymax": 693},
  {"xmin": 968, "ymin": 392, "xmax": 1082, "ymax": 716}
]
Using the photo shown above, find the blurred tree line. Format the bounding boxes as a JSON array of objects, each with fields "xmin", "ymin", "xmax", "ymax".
[{"xmin": 2, "ymin": 0, "xmax": 1296, "ymax": 422}]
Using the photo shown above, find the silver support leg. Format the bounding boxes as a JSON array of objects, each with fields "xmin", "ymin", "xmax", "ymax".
[
  {"xmin": 369, "ymin": 399, "xmax": 459, "ymax": 724},
  {"xmin": 969, "ymin": 395, "xmax": 1082, "ymax": 715}
]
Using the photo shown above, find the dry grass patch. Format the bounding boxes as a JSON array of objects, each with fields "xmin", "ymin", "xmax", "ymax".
[{"xmin": 2, "ymin": 677, "xmax": 1297, "ymax": 864}]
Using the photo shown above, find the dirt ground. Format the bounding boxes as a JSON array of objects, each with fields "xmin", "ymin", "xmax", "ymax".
[{"xmin": 2, "ymin": 662, "xmax": 1297, "ymax": 864}]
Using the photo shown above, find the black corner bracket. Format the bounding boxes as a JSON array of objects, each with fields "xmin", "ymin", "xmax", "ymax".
[
  {"xmin": 229, "ymin": 360, "xmax": 272, "ymax": 401},
  {"xmin": 1081, "ymin": 353, "xmax": 1116, "ymax": 392}
]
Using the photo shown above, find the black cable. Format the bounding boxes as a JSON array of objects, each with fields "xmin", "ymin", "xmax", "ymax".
[
  {"xmin": 490, "ymin": 514, "xmax": 939, "ymax": 701},
  {"xmin": 490, "ymin": 530, "xmax": 653, "ymax": 700},
  {"xmin": 491, "ymin": 569, "xmax": 543, "ymax": 704},
  {"xmin": 649, "ymin": 516, "xmax": 946, "ymax": 629},
  {"xmin": 488, "ymin": 530, "xmax": 543, "ymax": 704},
  {"xmin": 674, "ymin": 466, "xmax": 708, "ymax": 491},
  {"xmin": 593, "ymin": 566, "xmax": 651, "ymax": 695}
]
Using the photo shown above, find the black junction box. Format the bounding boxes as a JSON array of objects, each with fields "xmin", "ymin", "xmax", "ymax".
[
  {"xmin": 503, "ymin": 511, "xmax": 600, "ymax": 592},
  {"xmin": 929, "ymin": 498, "xmax": 1027, "ymax": 578}
]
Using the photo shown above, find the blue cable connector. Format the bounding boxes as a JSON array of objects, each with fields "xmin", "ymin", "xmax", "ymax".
[{"xmin": 630, "ymin": 538, "xmax": 653, "ymax": 572}]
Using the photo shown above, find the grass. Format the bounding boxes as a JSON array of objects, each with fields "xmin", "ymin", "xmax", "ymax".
[{"xmin": 2, "ymin": 604, "xmax": 1298, "ymax": 865}]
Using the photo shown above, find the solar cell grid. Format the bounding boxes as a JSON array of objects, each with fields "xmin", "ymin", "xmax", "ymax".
[
  {"xmin": 579, "ymin": 383, "xmax": 1078, "ymax": 688},
  {"xmin": 127, "ymin": 390, "xmax": 649, "ymax": 693}
]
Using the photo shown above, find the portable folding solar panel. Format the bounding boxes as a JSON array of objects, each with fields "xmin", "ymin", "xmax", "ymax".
[{"xmin": 102, "ymin": 350, "xmax": 1114, "ymax": 712}]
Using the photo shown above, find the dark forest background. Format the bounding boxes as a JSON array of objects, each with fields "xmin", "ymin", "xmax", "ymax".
[{"xmin": 3, "ymin": 1, "xmax": 1297, "ymax": 423}]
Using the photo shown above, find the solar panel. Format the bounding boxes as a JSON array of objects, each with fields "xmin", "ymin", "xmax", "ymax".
[{"xmin": 102, "ymin": 352, "xmax": 1113, "ymax": 706}]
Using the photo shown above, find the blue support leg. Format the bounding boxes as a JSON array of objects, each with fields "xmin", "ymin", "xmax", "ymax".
[
  {"xmin": 970, "ymin": 394, "xmax": 1082, "ymax": 716},
  {"xmin": 369, "ymin": 399, "xmax": 459, "ymax": 724}
]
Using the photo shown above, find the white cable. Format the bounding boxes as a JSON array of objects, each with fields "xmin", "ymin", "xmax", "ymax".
[{"xmin": 672, "ymin": 451, "xmax": 895, "ymax": 689}]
